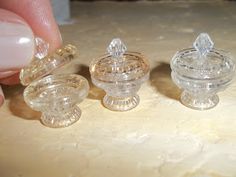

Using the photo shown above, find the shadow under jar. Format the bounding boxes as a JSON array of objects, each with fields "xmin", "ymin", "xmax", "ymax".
[
  {"xmin": 171, "ymin": 33, "xmax": 235, "ymax": 110},
  {"xmin": 90, "ymin": 38, "xmax": 150, "ymax": 111},
  {"xmin": 20, "ymin": 45, "xmax": 89, "ymax": 128}
]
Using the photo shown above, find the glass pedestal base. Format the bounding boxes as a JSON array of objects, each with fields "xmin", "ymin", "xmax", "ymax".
[
  {"xmin": 41, "ymin": 105, "xmax": 81, "ymax": 128},
  {"xmin": 103, "ymin": 94, "xmax": 140, "ymax": 111},
  {"xmin": 181, "ymin": 91, "xmax": 219, "ymax": 110}
]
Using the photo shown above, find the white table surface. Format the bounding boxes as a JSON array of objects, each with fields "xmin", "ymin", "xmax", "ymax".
[{"xmin": 1, "ymin": 1, "xmax": 236, "ymax": 177}]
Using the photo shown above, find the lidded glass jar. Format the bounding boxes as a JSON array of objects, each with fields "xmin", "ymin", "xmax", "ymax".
[
  {"xmin": 20, "ymin": 42, "xmax": 89, "ymax": 128},
  {"xmin": 171, "ymin": 33, "xmax": 235, "ymax": 110},
  {"xmin": 89, "ymin": 38, "xmax": 150, "ymax": 111}
]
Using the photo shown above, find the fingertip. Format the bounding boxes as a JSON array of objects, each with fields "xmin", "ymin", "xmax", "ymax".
[{"xmin": 26, "ymin": 0, "xmax": 63, "ymax": 52}]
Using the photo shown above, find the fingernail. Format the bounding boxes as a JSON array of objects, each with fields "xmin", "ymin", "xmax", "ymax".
[
  {"xmin": 0, "ymin": 87, "xmax": 4, "ymax": 107},
  {"xmin": 0, "ymin": 9, "xmax": 35, "ymax": 71},
  {"xmin": 0, "ymin": 95, "xmax": 4, "ymax": 107},
  {"xmin": 0, "ymin": 71, "xmax": 19, "ymax": 79}
]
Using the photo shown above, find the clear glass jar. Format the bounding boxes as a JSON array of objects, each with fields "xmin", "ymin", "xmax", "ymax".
[
  {"xmin": 89, "ymin": 38, "xmax": 150, "ymax": 111},
  {"xmin": 171, "ymin": 33, "xmax": 235, "ymax": 110},
  {"xmin": 20, "ymin": 44, "xmax": 89, "ymax": 128}
]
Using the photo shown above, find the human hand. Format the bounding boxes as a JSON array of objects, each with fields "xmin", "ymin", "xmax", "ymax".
[{"xmin": 0, "ymin": 0, "xmax": 62, "ymax": 106}]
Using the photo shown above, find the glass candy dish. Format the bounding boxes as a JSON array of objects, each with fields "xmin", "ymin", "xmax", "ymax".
[
  {"xmin": 89, "ymin": 38, "xmax": 150, "ymax": 111},
  {"xmin": 171, "ymin": 33, "xmax": 235, "ymax": 110},
  {"xmin": 20, "ymin": 40, "xmax": 89, "ymax": 128}
]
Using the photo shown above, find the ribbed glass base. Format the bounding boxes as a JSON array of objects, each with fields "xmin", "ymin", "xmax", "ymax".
[
  {"xmin": 103, "ymin": 94, "xmax": 140, "ymax": 111},
  {"xmin": 41, "ymin": 105, "xmax": 81, "ymax": 128},
  {"xmin": 181, "ymin": 91, "xmax": 219, "ymax": 110}
]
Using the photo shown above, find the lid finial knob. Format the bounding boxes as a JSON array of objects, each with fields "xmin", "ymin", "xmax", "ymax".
[
  {"xmin": 193, "ymin": 33, "xmax": 214, "ymax": 57},
  {"xmin": 35, "ymin": 37, "xmax": 49, "ymax": 59},
  {"xmin": 107, "ymin": 38, "xmax": 127, "ymax": 58}
]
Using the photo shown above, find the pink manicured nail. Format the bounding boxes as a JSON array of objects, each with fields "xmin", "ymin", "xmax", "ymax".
[
  {"xmin": 0, "ymin": 95, "xmax": 3, "ymax": 107},
  {"xmin": 0, "ymin": 87, "xmax": 4, "ymax": 107},
  {"xmin": 0, "ymin": 9, "xmax": 35, "ymax": 71},
  {"xmin": 0, "ymin": 71, "xmax": 19, "ymax": 79}
]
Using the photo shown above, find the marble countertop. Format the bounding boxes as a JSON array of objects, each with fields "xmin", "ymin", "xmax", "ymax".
[{"xmin": 1, "ymin": 1, "xmax": 236, "ymax": 177}]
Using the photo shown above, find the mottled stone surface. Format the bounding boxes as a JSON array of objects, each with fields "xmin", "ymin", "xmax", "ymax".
[{"xmin": 1, "ymin": 1, "xmax": 236, "ymax": 177}]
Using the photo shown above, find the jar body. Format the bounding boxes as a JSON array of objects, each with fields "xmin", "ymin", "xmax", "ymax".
[
  {"xmin": 24, "ymin": 74, "xmax": 89, "ymax": 128},
  {"xmin": 91, "ymin": 74, "xmax": 149, "ymax": 111},
  {"xmin": 171, "ymin": 71, "xmax": 233, "ymax": 110}
]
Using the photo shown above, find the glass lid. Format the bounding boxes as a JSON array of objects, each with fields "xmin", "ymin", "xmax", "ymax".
[
  {"xmin": 20, "ymin": 44, "xmax": 77, "ymax": 86},
  {"xmin": 90, "ymin": 38, "xmax": 150, "ymax": 82},
  {"xmin": 171, "ymin": 33, "xmax": 235, "ymax": 80}
]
